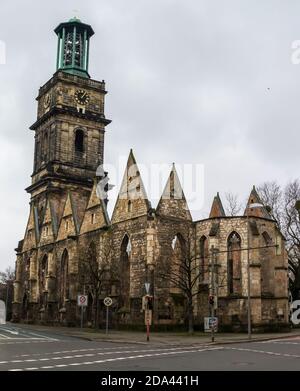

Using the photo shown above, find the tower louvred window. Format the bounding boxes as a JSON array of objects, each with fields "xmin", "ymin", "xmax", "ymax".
[{"xmin": 75, "ymin": 129, "xmax": 84, "ymax": 152}]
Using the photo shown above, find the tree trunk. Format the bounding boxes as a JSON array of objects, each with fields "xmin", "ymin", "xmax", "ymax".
[
  {"xmin": 94, "ymin": 293, "xmax": 99, "ymax": 329},
  {"xmin": 188, "ymin": 298, "xmax": 194, "ymax": 334}
]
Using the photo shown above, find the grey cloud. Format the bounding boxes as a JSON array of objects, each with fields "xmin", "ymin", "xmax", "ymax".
[{"xmin": 0, "ymin": 0, "xmax": 299, "ymax": 270}]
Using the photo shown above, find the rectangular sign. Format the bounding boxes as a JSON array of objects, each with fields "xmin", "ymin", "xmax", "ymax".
[
  {"xmin": 145, "ymin": 309, "xmax": 152, "ymax": 326},
  {"xmin": 204, "ymin": 317, "xmax": 218, "ymax": 332},
  {"xmin": 77, "ymin": 295, "xmax": 88, "ymax": 307},
  {"xmin": 145, "ymin": 283, "xmax": 150, "ymax": 294}
]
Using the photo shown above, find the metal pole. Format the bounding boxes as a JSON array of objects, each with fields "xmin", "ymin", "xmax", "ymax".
[
  {"xmin": 80, "ymin": 306, "xmax": 83, "ymax": 329},
  {"xmin": 106, "ymin": 306, "xmax": 109, "ymax": 334},
  {"xmin": 247, "ymin": 211, "xmax": 252, "ymax": 340},
  {"xmin": 80, "ymin": 286, "xmax": 85, "ymax": 329},
  {"xmin": 146, "ymin": 319, "xmax": 150, "ymax": 342}
]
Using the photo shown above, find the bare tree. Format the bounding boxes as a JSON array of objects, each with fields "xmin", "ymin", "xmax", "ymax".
[
  {"xmin": 224, "ymin": 192, "xmax": 243, "ymax": 216},
  {"xmin": 0, "ymin": 266, "xmax": 15, "ymax": 284},
  {"xmin": 258, "ymin": 180, "xmax": 300, "ymax": 300},
  {"xmin": 80, "ymin": 232, "xmax": 118, "ymax": 328},
  {"xmin": 257, "ymin": 181, "xmax": 283, "ymax": 228},
  {"xmin": 0, "ymin": 266, "xmax": 15, "ymax": 321},
  {"xmin": 158, "ymin": 230, "xmax": 210, "ymax": 334}
]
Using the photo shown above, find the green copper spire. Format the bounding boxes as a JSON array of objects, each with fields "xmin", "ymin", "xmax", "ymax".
[{"xmin": 54, "ymin": 18, "xmax": 94, "ymax": 78}]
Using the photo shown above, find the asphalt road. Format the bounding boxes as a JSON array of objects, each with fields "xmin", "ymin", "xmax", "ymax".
[{"xmin": 0, "ymin": 323, "xmax": 300, "ymax": 371}]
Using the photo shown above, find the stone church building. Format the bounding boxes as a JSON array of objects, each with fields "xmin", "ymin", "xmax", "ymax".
[{"xmin": 13, "ymin": 18, "xmax": 289, "ymax": 331}]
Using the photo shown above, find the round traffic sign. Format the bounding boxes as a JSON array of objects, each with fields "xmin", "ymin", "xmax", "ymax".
[
  {"xmin": 104, "ymin": 297, "xmax": 113, "ymax": 307},
  {"xmin": 77, "ymin": 294, "xmax": 88, "ymax": 307}
]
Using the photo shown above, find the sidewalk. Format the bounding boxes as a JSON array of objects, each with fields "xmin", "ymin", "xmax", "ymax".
[{"xmin": 13, "ymin": 323, "xmax": 300, "ymax": 346}]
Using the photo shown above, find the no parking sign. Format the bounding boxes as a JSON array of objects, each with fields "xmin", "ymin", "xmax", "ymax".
[{"xmin": 77, "ymin": 295, "xmax": 88, "ymax": 307}]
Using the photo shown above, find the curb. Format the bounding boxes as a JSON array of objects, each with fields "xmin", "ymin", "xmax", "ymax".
[
  {"xmin": 66, "ymin": 335, "xmax": 149, "ymax": 345},
  {"xmin": 8, "ymin": 323, "xmax": 300, "ymax": 346},
  {"xmin": 64, "ymin": 332, "xmax": 300, "ymax": 346}
]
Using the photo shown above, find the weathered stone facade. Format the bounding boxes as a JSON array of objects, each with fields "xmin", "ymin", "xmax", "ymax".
[{"xmin": 12, "ymin": 19, "xmax": 289, "ymax": 331}]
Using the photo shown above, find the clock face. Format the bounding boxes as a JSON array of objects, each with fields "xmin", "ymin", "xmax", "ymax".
[
  {"xmin": 44, "ymin": 93, "xmax": 51, "ymax": 109},
  {"xmin": 75, "ymin": 89, "xmax": 90, "ymax": 105}
]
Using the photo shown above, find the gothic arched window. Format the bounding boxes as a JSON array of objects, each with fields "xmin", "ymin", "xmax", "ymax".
[
  {"xmin": 60, "ymin": 249, "xmax": 69, "ymax": 305},
  {"xmin": 39, "ymin": 254, "xmax": 48, "ymax": 306},
  {"xmin": 227, "ymin": 232, "xmax": 242, "ymax": 295},
  {"xmin": 120, "ymin": 235, "xmax": 130, "ymax": 309},
  {"xmin": 171, "ymin": 233, "xmax": 186, "ymax": 290},
  {"xmin": 127, "ymin": 200, "xmax": 132, "ymax": 213},
  {"xmin": 199, "ymin": 236, "xmax": 208, "ymax": 282},
  {"xmin": 40, "ymin": 255, "xmax": 48, "ymax": 290},
  {"xmin": 75, "ymin": 129, "xmax": 85, "ymax": 153}
]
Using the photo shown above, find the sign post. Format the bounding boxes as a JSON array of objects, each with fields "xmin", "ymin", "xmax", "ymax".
[
  {"xmin": 145, "ymin": 309, "xmax": 152, "ymax": 341},
  {"xmin": 103, "ymin": 297, "xmax": 113, "ymax": 334},
  {"xmin": 144, "ymin": 282, "xmax": 151, "ymax": 342},
  {"xmin": 143, "ymin": 283, "xmax": 153, "ymax": 342},
  {"xmin": 77, "ymin": 294, "xmax": 88, "ymax": 329}
]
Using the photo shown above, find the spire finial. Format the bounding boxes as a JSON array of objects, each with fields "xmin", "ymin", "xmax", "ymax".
[{"xmin": 72, "ymin": 9, "xmax": 79, "ymax": 19}]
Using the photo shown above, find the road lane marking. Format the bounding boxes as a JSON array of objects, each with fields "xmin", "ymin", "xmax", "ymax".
[
  {"xmin": 24, "ymin": 331, "xmax": 58, "ymax": 340},
  {"xmin": 8, "ymin": 347, "xmax": 223, "ymax": 371},
  {"xmin": 0, "ymin": 326, "xmax": 59, "ymax": 341},
  {"xmin": 260, "ymin": 338, "xmax": 300, "ymax": 344},
  {"xmin": 0, "ymin": 327, "xmax": 19, "ymax": 335},
  {"xmin": 0, "ymin": 340, "xmax": 60, "ymax": 346},
  {"xmin": 225, "ymin": 346, "xmax": 300, "ymax": 358},
  {"xmin": 16, "ymin": 346, "xmax": 137, "ymax": 357},
  {"xmin": 14, "ymin": 343, "xmax": 215, "ymax": 358},
  {"xmin": 0, "ymin": 337, "xmax": 45, "ymax": 340},
  {"xmin": 0, "ymin": 327, "xmax": 57, "ymax": 341},
  {"xmin": 0, "ymin": 345, "xmax": 216, "ymax": 365},
  {"xmin": 268, "ymin": 342, "xmax": 300, "ymax": 345}
]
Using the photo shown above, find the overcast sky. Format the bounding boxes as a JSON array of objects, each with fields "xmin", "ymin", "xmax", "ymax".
[{"xmin": 1, "ymin": 0, "xmax": 300, "ymax": 271}]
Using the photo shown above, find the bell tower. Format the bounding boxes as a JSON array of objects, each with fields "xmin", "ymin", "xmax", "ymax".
[
  {"xmin": 55, "ymin": 17, "xmax": 94, "ymax": 78},
  {"xmin": 26, "ymin": 17, "xmax": 111, "ymax": 225}
]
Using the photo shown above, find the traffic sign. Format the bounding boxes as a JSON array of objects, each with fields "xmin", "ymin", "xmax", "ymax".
[
  {"xmin": 204, "ymin": 317, "xmax": 218, "ymax": 332},
  {"xmin": 77, "ymin": 295, "xmax": 88, "ymax": 307},
  {"xmin": 104, "ymin": 297, "xmax": 113, "ymax": 307}
]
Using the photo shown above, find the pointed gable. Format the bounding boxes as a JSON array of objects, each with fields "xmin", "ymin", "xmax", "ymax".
[
  {"xmin": 39, "ymin": 199, "xmax": 56, "ymax": 246},
  {"xmin": 209, "ymin": 192, "xmax": 226, "ymax": 218},
  {"xmin": 80, "ymin": 179, "xmax": 110, "ymax": 234},
  {"xmin": 111, "ymin": 149, "xmax": 151, "ymax": 224},
  {"xmin": 244, "ymin": 186, "xmax": 272, "ymax": 219},
  {"xmin": 57, "ymin": 192, "xmax": 78, "ymax": 241},
  {"xmin": 22, "ymin": 204, "xmax": 39, "ymax": 251},
  {"xmin": 156, "ymin": 164, "xmax": 192, "ymax": 221}
]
